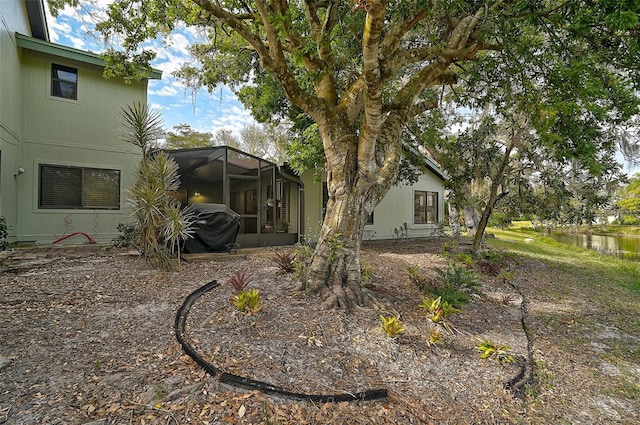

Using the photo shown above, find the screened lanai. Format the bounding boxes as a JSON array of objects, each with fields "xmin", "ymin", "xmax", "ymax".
[{"xmin": 166, "ymin": 146, "xmax": 303, "ymax": 248}]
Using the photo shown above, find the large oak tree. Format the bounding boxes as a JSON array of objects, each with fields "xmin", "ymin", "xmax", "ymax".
[{"xmin": 51, "ymin": 0, "xmax": 640, "ymax": 310}]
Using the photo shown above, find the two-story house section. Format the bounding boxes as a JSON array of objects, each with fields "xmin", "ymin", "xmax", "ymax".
[{"xmin": 1, "ymin": 0, "xmax": 161, "ymax": 245}]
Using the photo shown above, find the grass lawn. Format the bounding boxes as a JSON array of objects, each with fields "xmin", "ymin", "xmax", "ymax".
[{"xmin": 488, "ymin": 227, "xmax": 640, "ymax": 361}]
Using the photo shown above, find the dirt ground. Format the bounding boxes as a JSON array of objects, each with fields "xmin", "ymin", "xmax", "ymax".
[{"xmin": 0, "ymin": 238, "xmax": 638, "ymax": 424}]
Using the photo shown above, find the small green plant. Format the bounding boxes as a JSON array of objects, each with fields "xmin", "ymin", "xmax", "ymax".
[
  {"xmin": 226, "ymin": 271, "xmax": 254, "ymax": 292},
  {"xmin": 361, "ymin": 260, "xmax": 373, "ymax": 283},
  {"xmin": 406, "ymin": 265, "xmax": 440, "ymax": 292},
  {"xmin": 419, "ymin": 295, "xmax": 459, "ymax": 334},
  {"xmin": 476, "ymin": 339, "xmax": 515, "ymax": 363},
  {"xmin": 455, "ymin": 252, "xmax": 474, "ymax": 267},
  {"xmin": 498, "ymin": 269, "xmax": 516, "ymax": 284},
  {"xmin": 0, "ymin": 217, "xmax": 9, "ymax": 250},
  {"xmin": 380, "ymin": 315, "xmax": 406, "ymax": 338},
  {"xmin": 434, "ymin": 262, "xmax": 479, "ymax": 292},
  {"xmin": 292, "ymin": 243, "xmax": 314, "ymax": 281},
  {"xmin": 328, "ymin": 233, "xmax": 344, "ymax": 261},
  {"xmin": 154, "ymin": 385, "xmax": 166, "ymax": 400},
  {"xmin": 273, "ymin": 248, "xmax": 295, "ymax": 273},
  {"xmin": 232, "ymin": 288, "xmax": 262, "ymax": 314},
  {"xmin": 111, "ymin": 223, "xmax": 139, "ymax": 248},
  {"xmin": 420, "ymin": 296, "xmax": 459, "ymax": 322},
  {"xmin": 426, "ymin": 326, "xmax": 443, "ymax": 347}
]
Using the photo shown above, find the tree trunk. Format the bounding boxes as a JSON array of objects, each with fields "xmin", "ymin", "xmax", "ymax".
[
  {"xmin": 306, "ymin": 186, "xmax": 378, "ymax": 312},
  {"xmin": 463, "ymin": 205, "xmax": 481, "ymax": 238},
  {"xmin": 448, "ymin": 202, "xmax": 461, "ymax": 239}
]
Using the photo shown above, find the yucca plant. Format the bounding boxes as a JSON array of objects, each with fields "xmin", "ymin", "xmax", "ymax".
[{"xmin": 121, "ymin": 101, "xmax": 193, "ymax": 270}]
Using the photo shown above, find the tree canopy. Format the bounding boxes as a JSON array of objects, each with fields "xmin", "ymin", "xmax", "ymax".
[
  {"xmin": 50, "ymin": 0, "xmax": 640, "ymax": 310},
  {"xmin": 164, "ymin": 123, "xmax": 215, "ymax": 149}
]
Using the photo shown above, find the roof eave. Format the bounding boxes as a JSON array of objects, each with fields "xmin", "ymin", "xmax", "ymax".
[
  {"xmin": 25, "ymin": 0, "xmax": 49, "ymax": 41},
  {"xmin": 15, "ymin": 33, "xmax": 163, "ymax": 80}
]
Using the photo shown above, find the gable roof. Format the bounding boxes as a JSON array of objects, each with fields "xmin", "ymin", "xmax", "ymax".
[{"xmin": 25, "ymin": 0, "xmax": 49, "ymax": 41}]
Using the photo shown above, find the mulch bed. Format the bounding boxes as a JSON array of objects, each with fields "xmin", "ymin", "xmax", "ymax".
[{"xmin": 0, "ymin": 239, "xmax": 637, "ymax": 424}]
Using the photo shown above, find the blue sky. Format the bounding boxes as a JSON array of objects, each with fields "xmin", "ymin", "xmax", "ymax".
[{"xmin": 45, "ymin": 1, "xmax": 256, "ymax": 137}]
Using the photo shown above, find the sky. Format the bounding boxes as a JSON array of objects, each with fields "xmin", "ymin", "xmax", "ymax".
[{"xmin": 44, "ymin": 0, "xmax": 257, "ymax": 138}]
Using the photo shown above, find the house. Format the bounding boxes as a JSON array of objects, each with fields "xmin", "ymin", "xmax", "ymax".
[
  {"xmin": 300, "ymin": 155, "xmax": 447, "ymax": 243},
  {"xmin": 0, "ymin": 0, "xmax": 161, "ymax": 245},
  {"xmin": 168, "ymin": 146, "xmax": 446, "ymax": 248}
]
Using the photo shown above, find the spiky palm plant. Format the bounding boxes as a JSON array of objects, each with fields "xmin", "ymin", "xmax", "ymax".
[{"xmin": 120, "ymin": 101, "xmax": 193, "ymax": 270}]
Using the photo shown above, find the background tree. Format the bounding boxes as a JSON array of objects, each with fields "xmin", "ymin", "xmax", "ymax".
[
  {"xmin": 51, "ymin": 0, "xmax": 640, "ymax": 311},
  {"xmin": 211, "ymin": 128, "xmax": 241, "ymax": 149},
  {"xmin": 616, "ymin": 173, "xmax": 640, "ymax": 224},
  {"xmin": 239, "ymin": 122, "xmax": 290, "ymax": 163},
  {"xmin": 165, "ymin": 123, "xmax": 215, "ymax": 149}
]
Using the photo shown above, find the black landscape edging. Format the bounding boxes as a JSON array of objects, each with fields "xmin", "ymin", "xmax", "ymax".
[{"xmin": 175, "ymin": 280, "xmax": 389, "ymax": 403}]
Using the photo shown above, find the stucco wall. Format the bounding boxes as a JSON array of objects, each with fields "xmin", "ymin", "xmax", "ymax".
[
  {"xmin": 0, "ymin": 0, "xmax": 30, "ymax": 241},
  {"xmin": 300, "ymin": 170, "xmax": 446, "ymax": 243},
  {"xmin": 363, "ymin": 173, "xmax": 445, "ymax": 240},
  {"xmin": 16, "ymin": 49, "xmax": 147, "ymax": 244}
]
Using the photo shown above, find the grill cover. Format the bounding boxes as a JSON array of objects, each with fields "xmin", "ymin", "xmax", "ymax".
[{"xmin": 182, "ymin": 203, "xmax": 240, "ymax": 253}]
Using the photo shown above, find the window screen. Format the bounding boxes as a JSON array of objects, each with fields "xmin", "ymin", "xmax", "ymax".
[{"xmin": 39, "ymin": 165, "xmax": 120, "ymax": 209}]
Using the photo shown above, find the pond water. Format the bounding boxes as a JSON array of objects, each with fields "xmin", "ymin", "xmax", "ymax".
[{"xmin": 547, "ymin": 232, "xmax": 640, "ymax": 261}]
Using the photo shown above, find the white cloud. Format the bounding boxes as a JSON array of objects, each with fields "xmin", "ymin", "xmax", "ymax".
[
  {"xmin": 165, "ymin": 33, "xmax": 191, "ymax": 56},
  {"xmin": 149, "ymin": 84, "xmax": 179, "ymax": 97}
]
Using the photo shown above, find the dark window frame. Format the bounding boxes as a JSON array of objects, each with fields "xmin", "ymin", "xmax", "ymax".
[
  {"xmin": 414, "ymin": 190, "xmax": 438, "ymax": 224},
  {"xmin": 39, "ymin": 164, "xmax": 121, "ymax": 210},
  {"xmin": 51, "ymin": 63, "xmax": 78, "ymax": 100}
]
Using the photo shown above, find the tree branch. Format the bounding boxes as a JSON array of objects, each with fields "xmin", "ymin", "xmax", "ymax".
[{"xmin": 359, "ymin": 0, "xmax": 387, "ymax": 174}]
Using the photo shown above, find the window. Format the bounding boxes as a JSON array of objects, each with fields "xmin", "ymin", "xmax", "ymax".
[
  {"xmin": 39, "ymin": 165, "xmax": 120, "ymax": 209},
  {"xmin": 51, "ymin": 64, "xmax": 78, "ymax": 100},
  {"xmin": 414, "ymin": 191, "xmax": 438, "ymax": 224}
]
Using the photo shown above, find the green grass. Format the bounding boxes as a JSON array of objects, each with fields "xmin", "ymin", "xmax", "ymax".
[
  {"xmin": 488, "ymin": 227, "xmax": 640, "ymax": 294},
  {"xmin": 486, "ymin": 228, "xmax": 640, "ymax": 367}
]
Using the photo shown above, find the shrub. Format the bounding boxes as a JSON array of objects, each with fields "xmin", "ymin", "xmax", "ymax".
[
  {"xmin": 476, "ymin": 259, "xmax": 502, "ymax": 276},
  {"xmin": 406, "ymin": 265, "xmax": 440, "ymax": 292},
  {"xmin": 273, "ymin": 248, "xmax": 295, "ymax": 273},
  {"xmin": 293, "ymin": 243, "xmax": 314, "ymax": 281},
  {"xmin": 380, "ymin": 315, "xmax": 406, "ymax": 338},
  {"xmin": 226, "ymin": 271, "xmax": 254, "ymax": 292},
  {"xmin": 232, "ymin": 288, "xmax": 261, "ymax": 314},
  {"xmin": 455, "ymin": 253, "xmax": 474, "ymax": 268},
  {"xmin": 0, "ymin": 217, "xmax": 9, "ymax": 251},
  {"xmin": 433, "ymin": 262, "xmax": 480, "ymax": 294},
  {"xmin": 111, "ymin": 223, "xmax": 139, "ymax": 248}
]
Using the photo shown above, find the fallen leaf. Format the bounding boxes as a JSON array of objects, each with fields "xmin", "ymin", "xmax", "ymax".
[{"xmin": 238, "ymin": 404, "xmax": 246, "ymax": 418}]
